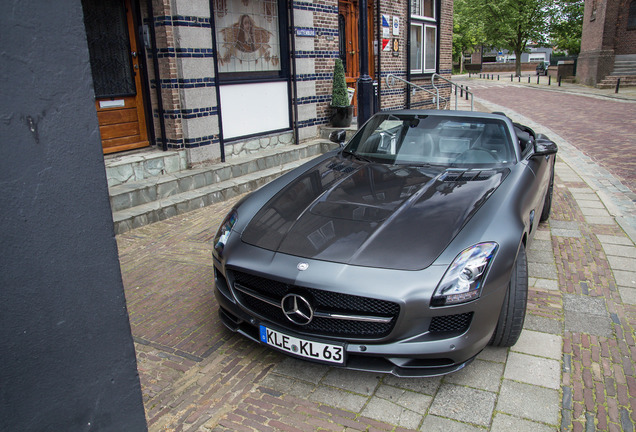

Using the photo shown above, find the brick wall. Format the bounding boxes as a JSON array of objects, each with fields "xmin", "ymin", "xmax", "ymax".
[
  {"xmin": 615, "ymin": 0, "xmax": 636, "ymax": 56},
  {"xmin": 148, "ymin": 0, "xmax": 187, "ymax": 152},
  {"xmin": 578, "ymin": 0, "xmax": 636, "ymax": 85},
  {"xmin": 295, "ymin": 0, "xmax": 340, "ymax": 141},
  {"xmin": 378, "ymin": 0, "xmax": 408, "ymax": 110}
]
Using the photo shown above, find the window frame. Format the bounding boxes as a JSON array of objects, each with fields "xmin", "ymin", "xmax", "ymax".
[
  {"xmin": 409, "ymin": 0, "xmax": 438, "ymax": 76},
  {"xmin": 410, "ymin": 0, "xmax": 435, "ymax": 20},
  {"xmin": 213, "ymin": 0, "xmax": 290, "ymax": 85},
  {"xmin": 628, "ymin": 0, "xmax": 636, "ymax": 30},
  {"xmin": 409, "ymin": 22, "xmax": 437, "ymax": 75}
]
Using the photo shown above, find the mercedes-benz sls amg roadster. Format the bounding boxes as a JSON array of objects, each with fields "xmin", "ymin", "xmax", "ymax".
[{"xmin": 212, "ymin": 110, "xmax": 557, "ymax": 377}]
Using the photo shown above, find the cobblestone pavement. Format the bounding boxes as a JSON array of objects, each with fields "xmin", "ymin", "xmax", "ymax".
[
  {"xmin": 455, "ymin": 76, "xmax": 636, "ymax": 198},
  {"xmin": 117, "ymin": 83, "xmax": 636, "ymax": 431}
]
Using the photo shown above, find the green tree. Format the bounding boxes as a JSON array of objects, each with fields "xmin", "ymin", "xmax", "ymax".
[
  {"xmin": 453, "ymin": 0, "xmax": 486, "ymax": 73},
  {"xmin": 466, "ymin": 0, "xmax": 553, "ymax": 76},
  {"xmin": 549, "ymin": 0, "xmax": 583, "ymax": 54}
]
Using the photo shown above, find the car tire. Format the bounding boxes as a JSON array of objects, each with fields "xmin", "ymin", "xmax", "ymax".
[
  {"xmin": 540, "ymin": 169, "xmax": 554, "ymax": 222},
  {"xmin": 489, "ymin": 245, "xmax": 528, "ymax": 347}
]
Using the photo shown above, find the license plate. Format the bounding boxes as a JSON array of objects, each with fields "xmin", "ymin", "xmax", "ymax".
[{"xmin": 260, "ymin": 325, "xmax": 345, "ymax": 365}]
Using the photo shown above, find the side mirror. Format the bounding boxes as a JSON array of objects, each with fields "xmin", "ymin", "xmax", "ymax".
[
  {"xmin": 533, "ymin": 136, "xmax": 558, "ymax": 156},
  {"xmin": 329, "ymin": 130, "xmax": 347, "ymax": 147}
]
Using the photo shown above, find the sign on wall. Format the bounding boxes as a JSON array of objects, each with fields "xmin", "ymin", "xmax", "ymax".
[{"xmin": 392, "ymin": 17, "xmax": 400, "ymax": 36}]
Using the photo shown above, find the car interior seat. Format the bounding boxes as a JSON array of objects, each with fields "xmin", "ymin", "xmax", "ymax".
[{"xmin": 398, "ymin": 130, "xmax": 434, "ymax": 159}]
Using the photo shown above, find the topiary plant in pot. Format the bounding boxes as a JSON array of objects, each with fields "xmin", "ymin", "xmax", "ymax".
[{"xmin": 329, "ymin": 58, "xmax": 354, "ymax": 127}]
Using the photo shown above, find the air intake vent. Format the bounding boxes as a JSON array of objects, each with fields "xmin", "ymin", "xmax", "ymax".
[
  {"xmin": 429, "ymin": 312, "xmax": 473, "ymax": 333},
  {"xmin": 327, "ymin": 163, "xmax": 357, "ymax": 174},
  {"xmin": 439, "ymin": 170, "xmax": 496, "ymax": 182}
]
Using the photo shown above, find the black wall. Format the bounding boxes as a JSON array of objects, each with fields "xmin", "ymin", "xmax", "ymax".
[{"xmin": 0, "ymin": 1, "xmax": 147, "ymax": 430}]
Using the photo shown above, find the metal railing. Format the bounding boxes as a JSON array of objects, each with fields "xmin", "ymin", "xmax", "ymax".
[
  {"xmin": 385, "ymin": 73, "xmax": 473, "ymax": 111},
  {"xmin": 432, "ymin": 73, "xmax": 474, "ymax": 111}
]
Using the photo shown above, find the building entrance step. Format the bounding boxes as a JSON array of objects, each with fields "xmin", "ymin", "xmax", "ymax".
[{"xmin": 110, "ymin": 140, "xmax": 337, "ymax": 234}]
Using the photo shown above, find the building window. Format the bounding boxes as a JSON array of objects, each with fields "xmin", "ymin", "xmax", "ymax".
[
  {"xmin": 409, "ymin": 0, "xmax": 437, "ymax": 74},
  {"xmin": 410, "ymin": 0, "xmax": 437, "ymax": 74},
  {"xmin": 411, "ymin": 0, "xmax": 434, "ymax": 19},
  {"xmin": 628, "ymin": 0, "xmax": 636, "ymax": 30}
]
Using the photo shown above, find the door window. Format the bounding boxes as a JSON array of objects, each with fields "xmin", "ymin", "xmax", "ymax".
[{"xmin": 82, "ymin": 0, "xmax": 135, "ymax": 98}]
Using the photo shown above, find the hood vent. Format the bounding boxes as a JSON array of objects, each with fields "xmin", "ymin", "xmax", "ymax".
[
  {"xmin": 440, "ymin": 170, "xmax": 497, "ymax": 182},
  {"xmin": 327, "ymin": 162, "xmax": 358, "ymax": 174}
]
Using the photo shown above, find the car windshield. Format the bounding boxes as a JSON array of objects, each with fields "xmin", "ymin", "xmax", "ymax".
[{"xmin": 344, "ymin": 114, "xmax": 515, "ymax": 167}]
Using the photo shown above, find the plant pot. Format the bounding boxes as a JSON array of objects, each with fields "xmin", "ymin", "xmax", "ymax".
[{"xmin": 329, "ymin": 105, "xmax": 354, "ymax": 127}]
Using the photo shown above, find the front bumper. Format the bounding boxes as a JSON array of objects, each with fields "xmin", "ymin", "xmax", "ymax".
[{"xmin": 212, "ymin": 243, "xmax": 510, "ymax": 377}]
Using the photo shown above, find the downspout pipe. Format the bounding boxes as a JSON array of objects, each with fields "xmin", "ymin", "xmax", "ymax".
[
  {"xmin": 289, "ymin": 0, "xmax": 300, "ymax": 146},
  {"xmin": 406, "ymin": 0, "xmax": 411, "ymax": 108},
  {"xmin": 376, "ymin": 0, "xmax": 381, "ymax": 112},
  {"xmin": 209, "ymin": 1, "xmax": 226, "ymax": 162},
  {"xmin": 357, "ymin": 0, "xmax": 373, "ymax": 127},
  {"xmin": 145, "ymin": 1, "xmax": 168, "ymax": 151}
]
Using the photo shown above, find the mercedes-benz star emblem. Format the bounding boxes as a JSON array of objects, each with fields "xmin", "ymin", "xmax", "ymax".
[
  {"xmin": 281, "ymin": 294, "xmax": 313, "ymax": 325},
  {"xmin": 297, "ymin": 262, "xmax": 309, "ymax": 271}
]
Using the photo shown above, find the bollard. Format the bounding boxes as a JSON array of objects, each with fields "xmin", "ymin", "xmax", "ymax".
[
  {"xmin": 460, "ymin": 85, "xmax": 463, "ymax": 97},
  {"xmin": 615, "ymin": 78, "xmax": 621, "ymax": 94},
  {"xmin": 558, "ymin": 76, "xmax": 562, "ymax": 86},
  {"xmin": 549, "ymin": 75, "xmax": 551, "ymax": 85},
  {"xmin": 537, "ymin": 75, "xmax": 540, "ymax": 84},
  {"xmin": 518, "ymin": 75, "xmax": 521, "ymax": 82},
  {"xmin": 497, "ymin": 74, "xmax": 500, "ymax": 81},
  {"xmin": 528, "ymin": 76, "xmax": 531, "ymax": 83},
  {"xmin": 465, "ymin": 86, "xmax": 469, "ymax": 100},
  {"xmin": 511, "ymin": 74, "xmax": 513, "ymax": 82}
]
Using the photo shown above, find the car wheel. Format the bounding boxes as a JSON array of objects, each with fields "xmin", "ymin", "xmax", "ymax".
[
  {"xmin": 539, "ymin": 169, "xmax": 554, "ymax": 222},
  {"xmin": 489, "ymin": 245, "xmax": 528, "ymax": 347}
]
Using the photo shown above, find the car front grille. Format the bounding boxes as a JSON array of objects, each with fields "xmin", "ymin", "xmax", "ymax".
[
  {"xmin": 429, "ymin": 312, "xmax": 473, "ymax": 334},
  {"xmin": 229, "ymin": 270, "xmax": 400, "ymax": 340}
]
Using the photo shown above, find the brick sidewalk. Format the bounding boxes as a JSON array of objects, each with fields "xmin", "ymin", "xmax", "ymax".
[{"xmin": 117, "ymin": 91, "xmax": 636, "ymax": 431}]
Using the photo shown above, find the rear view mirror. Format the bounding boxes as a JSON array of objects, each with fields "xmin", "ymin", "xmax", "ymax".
[
  {"xmin": 329, "ymin": 130, "xmax": 347, "ymax": 147},
  {"xmin": 533, "ymin": 135, "xmax": 558, "ymax": 156}
]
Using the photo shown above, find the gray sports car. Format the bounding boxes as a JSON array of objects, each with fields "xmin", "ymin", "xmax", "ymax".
[{"xmin": 212, "ymin": 110, "xmax": 557, "ymax": 377}]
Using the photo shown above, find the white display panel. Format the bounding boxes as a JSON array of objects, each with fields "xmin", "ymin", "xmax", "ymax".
[{"xmin": 219, "ymin": 81, "xmax": 290, "ymax": 139}]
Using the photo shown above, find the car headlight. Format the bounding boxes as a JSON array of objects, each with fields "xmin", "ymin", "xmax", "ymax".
[
  {"xmin": 213, "ymin": 210, "xmax": 238, "ymax": 256},
  {"xmin": 431, "ymin": 242, "xmax": 498, "ymax": 306}
]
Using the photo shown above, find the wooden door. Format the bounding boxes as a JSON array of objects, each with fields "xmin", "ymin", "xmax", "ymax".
[
  {"xmin": 338, "ymin": 0, "xmax": 375, "ymax": 113},
  {"xmin": 83, "ymin": 0, "xmax": 149, "ymax": 154}
]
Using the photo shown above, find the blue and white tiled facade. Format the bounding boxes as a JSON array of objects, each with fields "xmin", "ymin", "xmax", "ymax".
[{"xmin": 137, "ymin": 0, "xmax": 453, "ymax": 167}]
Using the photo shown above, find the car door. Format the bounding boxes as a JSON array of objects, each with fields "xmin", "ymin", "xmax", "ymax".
[{"xmin": 521, "ymin": 138, "xmax": 553, "ymax": 231}]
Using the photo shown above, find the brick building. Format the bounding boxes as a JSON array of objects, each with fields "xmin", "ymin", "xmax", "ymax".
[
  {"xmin": 81, "ymin": 0, "xmax": 453, "ymax": 168},
  {"xmin": 577, "ymin": 0, "xmax": 636, "ymax": 86}
]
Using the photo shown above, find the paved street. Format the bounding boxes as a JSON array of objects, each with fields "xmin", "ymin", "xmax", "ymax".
[{"xmin": 117, "ymin": 80, "xmax": 636, "ymax": 431}]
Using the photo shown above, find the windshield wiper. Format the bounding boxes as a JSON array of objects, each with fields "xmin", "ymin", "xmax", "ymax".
[{"xmin": 342, "ymin": 149, "xmax": 372, "ymax": 163}]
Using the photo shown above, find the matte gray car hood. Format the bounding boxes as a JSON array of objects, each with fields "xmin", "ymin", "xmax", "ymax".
[{"xmin": 241, "ymin": 155, "xmax": 508, "ymax": 270}]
